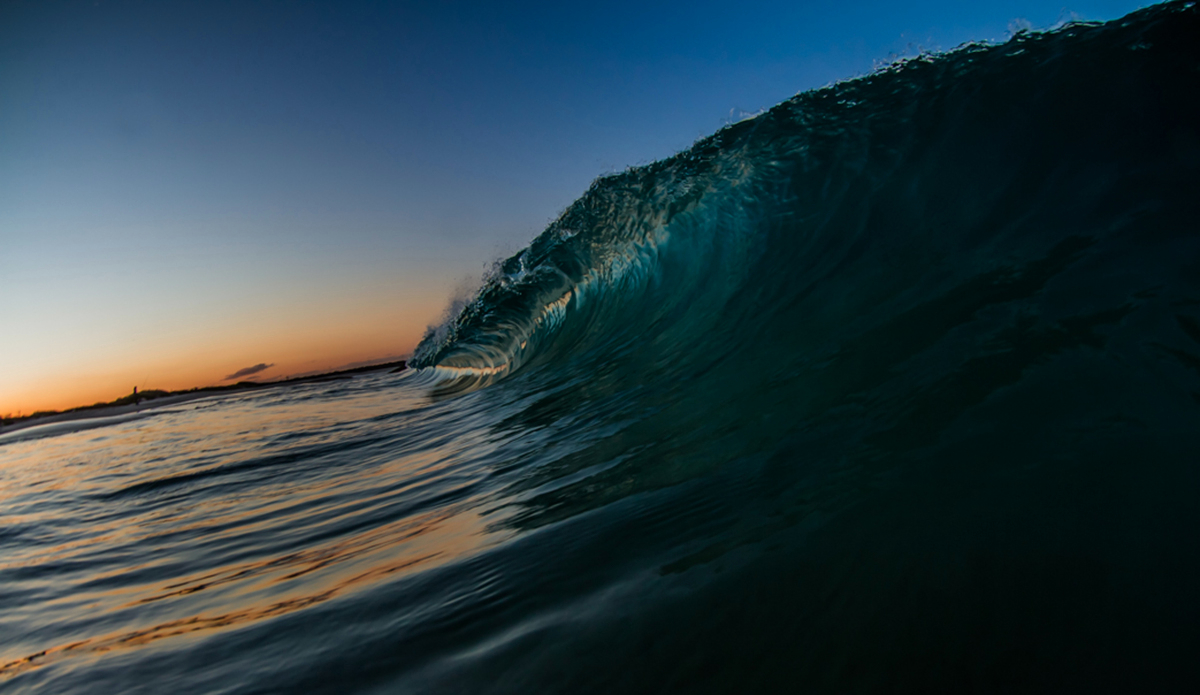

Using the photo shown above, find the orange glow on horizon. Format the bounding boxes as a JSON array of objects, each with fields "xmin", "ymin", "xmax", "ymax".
[
  {"xmin": 3, "ymin": 347, "xmax": 417, "ymax": 417},
  {"xmin": 1, "ymin": 292, "xmax": 448, "ymax": 417}
]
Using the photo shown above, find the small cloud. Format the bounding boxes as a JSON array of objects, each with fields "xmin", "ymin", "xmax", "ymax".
[{"xmin": 224, "ymin": 363, "xmax": 275, "ymax": 381}]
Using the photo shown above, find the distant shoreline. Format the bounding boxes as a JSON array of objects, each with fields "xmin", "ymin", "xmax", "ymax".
[{"xmin": 0, "ymin": 360, "xmax": 407, "ymax": 435}]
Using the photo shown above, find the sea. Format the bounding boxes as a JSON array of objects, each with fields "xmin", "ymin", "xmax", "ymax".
[{"xmin": 3, "ymin": 2, "xmax": 1199, "ymax": 692}]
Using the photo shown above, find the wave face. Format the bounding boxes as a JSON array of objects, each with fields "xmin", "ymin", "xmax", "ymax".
[
  {"xmin": 4, "ymin": 3, "xmax": 1200, "ymax": 694},
  {"xmin": 416, "ymin": 1, "xmax": 1200, "ymax": 395}
]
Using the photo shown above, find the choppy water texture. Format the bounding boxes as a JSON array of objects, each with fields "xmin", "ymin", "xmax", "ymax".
[{"xmin": 4, "ymin": 2, "xmax": 1200, "ymax": 692}]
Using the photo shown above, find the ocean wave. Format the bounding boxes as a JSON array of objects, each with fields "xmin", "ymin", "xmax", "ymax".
[{"xmin": 413, "ymin": 0, "xmax": 1200, "ymax": 401}]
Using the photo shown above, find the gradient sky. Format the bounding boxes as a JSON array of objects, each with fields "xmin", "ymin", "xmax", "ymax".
[{"xmin": 1, "ymin": 0, "xmax": 1152, "ymax": 415}]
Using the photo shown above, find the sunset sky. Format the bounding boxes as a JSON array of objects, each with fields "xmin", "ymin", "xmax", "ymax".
[{"xmin": 1, "ymin": 0, "xmax": 1149, "ymax": 415}]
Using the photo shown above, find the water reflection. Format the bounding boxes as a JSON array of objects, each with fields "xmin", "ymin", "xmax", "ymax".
[{"xmin": 0, "ymin": 373, "xmax": 505, "ymax": 682}]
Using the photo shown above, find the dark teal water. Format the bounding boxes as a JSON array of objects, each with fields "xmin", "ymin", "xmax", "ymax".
[{"xmin": 4, "ymin": 2, "xmax": 1200, "ymax": 692}]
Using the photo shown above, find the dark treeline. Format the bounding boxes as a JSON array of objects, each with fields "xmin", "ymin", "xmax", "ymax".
[{"xmin": 1, "ymin": 360, "xmax": 406, "ymax": 430}]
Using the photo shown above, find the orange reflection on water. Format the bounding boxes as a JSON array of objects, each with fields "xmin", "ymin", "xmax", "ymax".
[
  {"xmin": 0, "ymin": 374, "xmax": 511, "ymax": 682},
  {"xmin": 1, "ymin": 501, "xmax": 505, "ymax": 680}
]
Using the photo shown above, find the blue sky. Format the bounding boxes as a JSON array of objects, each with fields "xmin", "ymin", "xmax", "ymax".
[{"xmin": 0, "ymin": 0, "xmax": 1153, "ymax": 412}]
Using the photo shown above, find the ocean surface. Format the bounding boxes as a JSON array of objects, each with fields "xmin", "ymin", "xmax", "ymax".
[{"xmin": 4, "ymin": 2, "xmax": 1200, "ymax": 692}]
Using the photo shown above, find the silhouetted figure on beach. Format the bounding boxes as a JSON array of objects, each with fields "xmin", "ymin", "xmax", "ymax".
[{"xmin": 132, "ymin": 386, "xmax": 140, "ymax": 406}]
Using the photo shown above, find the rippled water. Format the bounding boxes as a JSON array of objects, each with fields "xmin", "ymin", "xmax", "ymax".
[
  {"xmin": 5, "ymin": 2, "xmax": 1200, "ymax": 692},
  {"xmin": 1, "ymin": 374, "xmax": 506, "ymax": 690}
]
